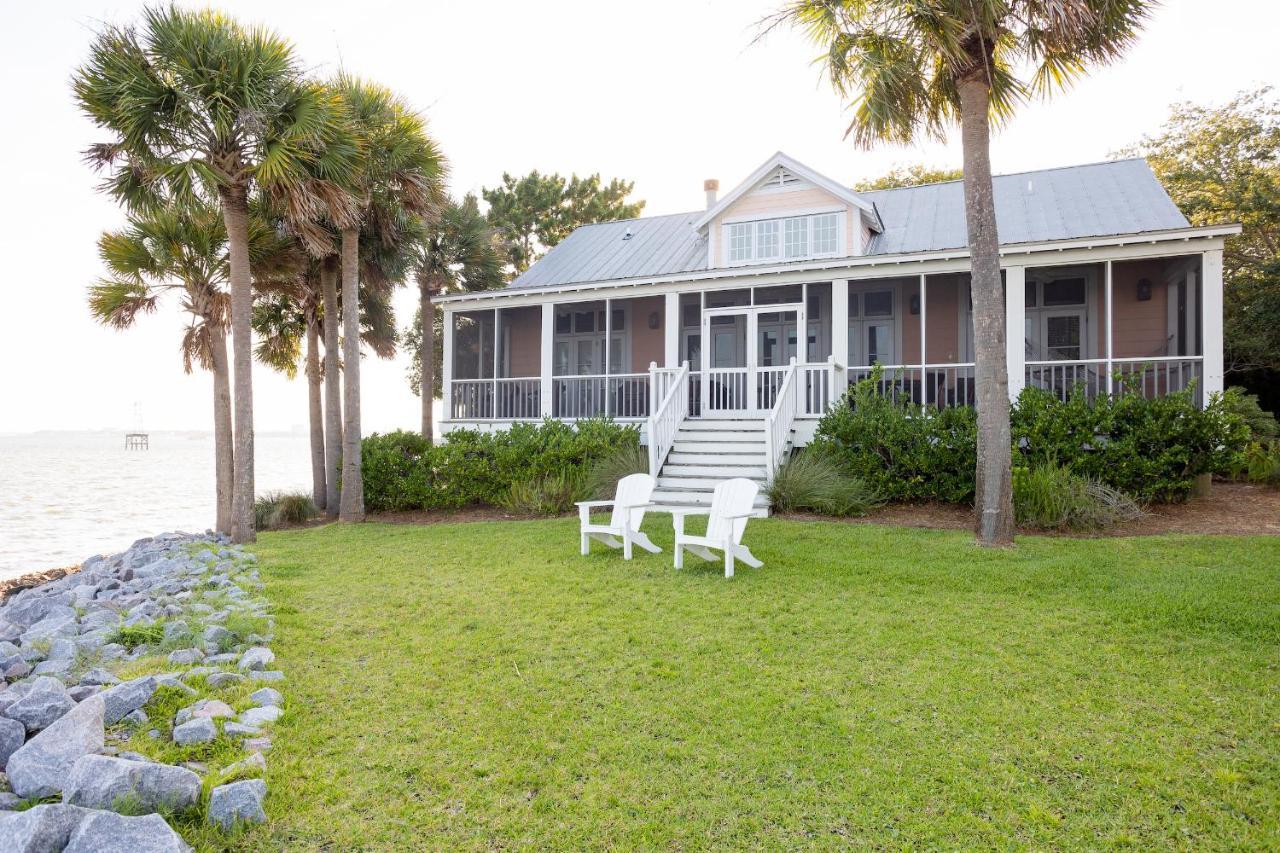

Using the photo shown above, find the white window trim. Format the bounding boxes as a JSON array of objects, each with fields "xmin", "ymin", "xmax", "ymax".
[
  {"xmin": 721, "ymin": 210, "xmax": 847, "ymax": 268},
  {"xmin": 552, "ymin": 303, "xmax": 631, "ymax": 376},
  {"xmin": 1024, "ymin": 266, "xmax": 1098, "ymax": 360}
]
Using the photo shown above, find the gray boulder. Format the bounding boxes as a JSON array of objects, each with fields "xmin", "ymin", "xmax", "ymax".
[
  {"xmin": 4, "ymin": 661, "xmax": 31, "ymax": 680},
  {"xmin": 166, "ymin": 648, "xmax": 203, "ymax": 666},
  {"xmin": 0, "ymin": 803, "xmax": 90, "ymax": 851},
  {"xmin": 206, "ymin": 672, "xmax": 244, "ymax": 689},
  {"xmin": 47, "ymin": 638, "xmax": 78, "ymax": 661},
  {"xmin": 6, "ymin": 694, "xmax": 105, "ymax": 798},
  {"xmin": 202, "ymin": 625, "xmax": 232, "ymax": 646},
  {"xmin": 238, "ymin": 705, "xmax": 282, "ymax": 728},
  {"xmin": 249, "ymin": 687, "xmax": 283, "ymax": 707},
  {"xmin": 174, "ymin": 699, "xmax": 234, "ymax": 726},
  {"xmin": 30, "ymin": 659, "xmax": 74, "ymax": 681},
  {"xmin": 222, "ymin": 722, "xmax": 261, "ymax": 739},
  {"xmin": 0, "ymin": 715, "xmax": 25, "ymax": 768},
  {"xmin": 207, "ymin": 778, "xmax": 267, "ymax": 830},
  {"xmin": 237, "ymin": 647, "xmax": 274, "ymax": 671},
  {"xmin": 99, "ymin": 676, "xmax": 156, "ymax": 725},
  {"xmin": 20, "ymin": 612, "xmax": 79, "ymax": 643},
  {"xmin": 248, "ymin": 670, "xmax": 284, "ymax": 683},
  {"xmin": 63, "ymin": 754, "xmax": 201, "ymax": 813},
  {"xmin": 64, "ymin": 810, "xmax": 191, "ymax": 853},
  {"xmin": 79, "ymin": 668, "xmax": 119, "ymax": 687},
  {"xmin": 4, "ymin": 594, "xmax": 73, "ymax": 628},
  {"xmin": 3, "ymin": 676, "xmax": 74, "ymax": 733},
  {"xmin": 162, "ymin": 621, "xmax": 189, "ymax": 644},
  {"xmin": 67, "ymin": 686, "xmax": 101, "ymax": 703},
  {"xmin": 172, "ymin": 717, "xmax": 215, "ymax": 745},
  {"xmin": 0, "ymin": 792, "xmax": 21, "ymax": 810}
]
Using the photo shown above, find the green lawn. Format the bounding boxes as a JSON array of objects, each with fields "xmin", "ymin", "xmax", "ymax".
[{"xmin": 239, "ymin": 518, "xmax": 1279, "ymax": 849}]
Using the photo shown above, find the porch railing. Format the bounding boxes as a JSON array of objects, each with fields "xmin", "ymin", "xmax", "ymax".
[
  {"xmin": 764, "ymin": 358, "xmax": 800, "ymax": 478},
  {"xmin": 450, "ymin": 377, "xmax": 541, "ymax": 420},
  {"xmin": 552, "ymin": 373, "xmax": 650, "ymax": 419},
  {"xmin": 646, "ymin": 361, "xmax": 689, "ymax": 476},
  {"xmin": 844, "ymin": 363, "xmax": 977, "ymax": 409},
  {"xmin": 1026, "ymin": 356, "xmax": 1203, "ymax": 404},
  {"xmin": 705, "ymin": 368, "xmax": 750, "ymax": 413}
]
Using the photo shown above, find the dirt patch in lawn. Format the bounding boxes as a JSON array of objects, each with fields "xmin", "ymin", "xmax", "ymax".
[{"xmin": 784, "ymin": 481, "xmax": 1280, "ymax": 537}]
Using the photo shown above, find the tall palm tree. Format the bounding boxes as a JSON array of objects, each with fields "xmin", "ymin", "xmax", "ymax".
[
  {"xmin": 773, "ymin": 0, "xmax": 1151, "ymax": 545},
  {"xmin": 331, "ymin": 76, "xmax": 447, "ymax": 521},
  {"xmin": 74, "ymin": 6, "xmax": 359, "ymax": 543},
  {"xmin": 411, "ymin": 194, "xmax": 506, "ymax": 440},
  {"xmin": 89, "ymin": 201, "xmax": 290, "ymax": 533}
]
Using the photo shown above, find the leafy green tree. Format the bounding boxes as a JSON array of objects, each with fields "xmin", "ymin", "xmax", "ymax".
[
  {"xmin": 1122, "ymin": 87, "xmax": 1280, "ymax": 400},
  {"xmin": 74, "ymin": 6, "xmax": 359, "ymax": 543},
  {"xmin": 483, "ymin": 171, "xmax": 644, "ymax": 275},
  {"xmin": 772, "ymin": 0, "xmax": 1152, "ymax": 546},
  {"xmin": 855, "ymin": 164, "xmax": 962, "ymax": 190},
  {"xmin": 330, "ymin": 76, "xmax": 448, "ymax": 521},
  {"xmin": 405, "ymin": 194, "xmax": 507, "ymax": 439},
  {"xmin": 90, "ymin": 202, "xmax": 293, "ymax": 533}
]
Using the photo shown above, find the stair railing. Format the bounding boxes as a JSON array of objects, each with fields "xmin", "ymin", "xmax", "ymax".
[
  {"xmin": 646, "ymin": 360, "xmax": 689, "ymax": 476},
  {"xmin": 764, "ymin": 357, "xmax": 800, "ymax": 479}
]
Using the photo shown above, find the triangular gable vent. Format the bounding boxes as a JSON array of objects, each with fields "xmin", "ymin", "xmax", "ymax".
[{"xmin": 762, "ymin": 167, "xmax": 803, "ymax": 189}]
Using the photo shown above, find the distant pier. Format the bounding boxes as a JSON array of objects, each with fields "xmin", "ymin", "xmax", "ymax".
[{"xmin": 125, "ymin": 432, "xmax": 149, "ymax": 450}]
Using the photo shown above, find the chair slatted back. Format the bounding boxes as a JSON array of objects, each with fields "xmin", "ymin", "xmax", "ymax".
[
  {"xmin": 706, "ymin": 478, "xmax": 758, "ymax": 544},
  {"xmin": 611, "ymin": 473, "xmax": 656, "ymax": 530}
]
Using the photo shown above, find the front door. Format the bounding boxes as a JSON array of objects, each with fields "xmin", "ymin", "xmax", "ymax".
[{"xmin": 702, "ymin": 306, "xmax": 799, "ymax": 415}]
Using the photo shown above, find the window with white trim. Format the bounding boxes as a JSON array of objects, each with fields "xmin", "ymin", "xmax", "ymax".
[{"xmin": 724, "ymin": 212, "xmax": 843, "ymax": 265}]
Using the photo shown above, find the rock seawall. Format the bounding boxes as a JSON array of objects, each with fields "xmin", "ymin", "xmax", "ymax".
[{"xmin": 0, "ymin": 533, "xmax": 284, "ymax": 849}]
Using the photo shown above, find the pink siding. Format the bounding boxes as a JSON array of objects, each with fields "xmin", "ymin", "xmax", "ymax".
[
  {"xmin": 1111, "ymin": 259, "xmax": 1172, "ymax": 358},
  {"xmin": 627, "ymin": 296, "xmax": 665, "ymax": 372},
  {"xmin": 504, "ymin": 307, "xmax": 541, "ymax": 377}
]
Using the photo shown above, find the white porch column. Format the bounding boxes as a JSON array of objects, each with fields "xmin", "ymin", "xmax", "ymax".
[
  {"xmin": 1104, "ymin": 260, "xmax": 1114, "ymax": 396},
  {"xmin": 1004, "ymin": 265, "xmax": 1026, "ymax": 401},
  {"xmin": 919, "ymin": 274, "xmax": 927, "ymax": 373},
  {"xmin": 441, "ymin": 307, "xmax": 455, "ymax": 420},
  {"xmin": 540, "ymin": 303, "xmax": 554, "ymax": 417},
  {"xmin": 1201, "ymin": 249, "xmax": 1225, "ymax": 399},
  {"xmin": 831, "ymin": 279, "xmax": 849, "ymax": 367},
  {"xmin": 664, "ymin": 292, "xmax": 680, "ymax": 367}
]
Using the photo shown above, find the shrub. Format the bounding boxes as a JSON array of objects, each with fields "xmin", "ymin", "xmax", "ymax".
[
  {"xmin": 1221, "ymin": 386, "xmax": 1279, "ymax": 440},
  {"xmin": 1012, "ymin": 463, "xmax": 1143, "ymax": 531},
  {"xmin": 361, "ymin": 419, "xmax": 640, "ymax": 513},
  {"xmin": 766, "ymin": 448, "xmax": 882, "ymax": 516},
  {"xmin": 585, "ymin": 443, "xmax": 650, "ymax": 499},
  {"xmin": 498, "ymin": 469, "xmax": 589, "ymax": 515},
  {"xmin": 254, "ymin": 491, "xmax": 319, "ymax": 530},
  {"xmin": 1243, "ymin": 441, "xmax": 1280, "ymax": 487},
  {"xmin": 811, "ymin": 367, "xmax": 978, "ymax": 503}
]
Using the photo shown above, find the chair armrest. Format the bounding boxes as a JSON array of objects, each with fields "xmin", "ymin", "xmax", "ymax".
[
  {"xmin": 575, "ymin": 500, "xmax": 615, "ymax": 508},
  {"xmin": 722, "ymin": 511, "xmax": 758, "ymax": 519},
  {"xmin": 666, "ymin": 508, "xmax": 710, "ymax": 516},
  {"xmin": 617, "ymin": 501, "xmax": 655, "ymax": 509}
]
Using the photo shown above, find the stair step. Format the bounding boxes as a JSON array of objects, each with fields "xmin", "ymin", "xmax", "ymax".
[
  {"xmin": 658, "ymin": 475, "xmax": 768, "ymax": 491},
  {"xmin": 662, "ymin": 464, "xmax": 768, "ymax": 479},
  {"xmin": 679, "ymin": 420, "xmax": 765, "ymax": 431},
  {"xmin": 672, "ymin": 431, "xmax": 767, "ymax": 444},
  {"xmin": 651, "ymin": 490, "xmax": 771, "ymax": 510},
  {"xmin": 667, "ymin": 452, "xmax": 765, "ymax": 466}
]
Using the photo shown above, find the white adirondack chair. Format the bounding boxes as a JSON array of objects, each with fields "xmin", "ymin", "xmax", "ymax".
[
  {"xmin": 576, "ymin": 473, "xmax": 661, "ymax": 560},
  {"xmin": 670, "ymin": 478, "xmax": 763, "ymax": 578}
]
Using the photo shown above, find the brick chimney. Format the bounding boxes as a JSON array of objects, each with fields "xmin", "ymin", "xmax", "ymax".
[{"xmin": 704, "ymin": 179, "xmax": 719, "ymax": 209}]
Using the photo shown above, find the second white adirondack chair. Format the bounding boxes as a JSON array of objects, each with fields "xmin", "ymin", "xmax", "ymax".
[
  {"xmin": 576, "ymin": 473, "xmax": 661, "ymax": 560},
  {"xmin": 670, "ymin": 478, "xmax": 763, "ymax": 578}
]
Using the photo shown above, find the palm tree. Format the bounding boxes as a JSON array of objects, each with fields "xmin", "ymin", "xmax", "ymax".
[
  {"xmin": 74, "ymin": 6, "xmax": 359, "ymax": 543},
  {"xmin": 331, "ymin": 76, "xmax": 448, "ymax": 521},
  {"xmin": 772, "ymin": 0, "xmax": 1151, "ymax": 545},
  {"xmin": 89, "ymin": 201, "xmax": 290, "ymax": 533},
  {"xmin": 411, "ymin": 194, "xmax": 506, "ymax": 440}
]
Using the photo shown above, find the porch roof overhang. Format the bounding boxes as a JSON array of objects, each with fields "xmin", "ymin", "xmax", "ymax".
[{"xmin": 438, "ymin": 223, "xmax": 1240, "ymax": 310}]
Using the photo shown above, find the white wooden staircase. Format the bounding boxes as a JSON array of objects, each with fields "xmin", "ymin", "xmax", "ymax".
[{"xmin": 651, "ymin": 418, "xmax": 777, "ymax": 515}]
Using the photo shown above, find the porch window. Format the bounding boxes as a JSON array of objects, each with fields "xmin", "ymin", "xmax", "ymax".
[
  {"xmin": 553, "ymin": 305, "xmax": 627, "ymax": 375},
  {"xmin": 1025, "ymin": 273, "xmax": 1089, "ymax": 361},
  {"xmin": 848, "ymin": 288, "xmax": 896, "ymax": 366}
]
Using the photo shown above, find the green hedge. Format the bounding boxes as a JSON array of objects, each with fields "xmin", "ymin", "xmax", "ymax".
[
  {"xmin": 811, "ymin": 369, "xmax": 1248, "ymax": 505},
  {"xmin": 361, "ymin": 419, "xmax": 640, "ymax": 513}
]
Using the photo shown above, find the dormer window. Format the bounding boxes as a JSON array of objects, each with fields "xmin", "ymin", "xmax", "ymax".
[{"xmin": 725, "ymin": 212, "xmax": 843, "ymax": 265}]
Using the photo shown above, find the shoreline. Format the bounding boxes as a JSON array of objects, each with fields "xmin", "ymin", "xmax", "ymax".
[{"xmin": 0, "ymin": 563, "xmax": 81, "ymax": 602}]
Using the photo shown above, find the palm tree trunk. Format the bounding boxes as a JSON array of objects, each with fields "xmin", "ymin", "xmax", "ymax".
[
  {"xmin": 339, "ymin": 227, "xmax": 365, "ymax": 521},
  {"xmin": 419, "ymin": 275, "xmax": 435, "ymax": 442},
  {"xmin": 218, "ymin": 184, "xmax": 256, "ymax": 544},
  {"xmin": 321, "ymin": 257, "xmax": 342, "ymax": 518},
  {"xmin": 305, "ymin": 310, "xmax": 326, "ymax": 511},
  {"xmin": 209, "ymin": 321, "xmax": 234, "ymax": 535},
  {"xmin": 958, "ymin": 73, "xmax": 1015, "ymax": 546}
]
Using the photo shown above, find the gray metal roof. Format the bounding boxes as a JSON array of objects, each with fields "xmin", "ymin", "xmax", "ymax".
[{"xmin": 507, "ymin": 158, "xmax": 1188, "ymax": 291}]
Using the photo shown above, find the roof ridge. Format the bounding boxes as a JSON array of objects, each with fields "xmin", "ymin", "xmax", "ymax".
[{"xmin": 858, "ymin": 157, "xmax": 1149, "ymax": 193}]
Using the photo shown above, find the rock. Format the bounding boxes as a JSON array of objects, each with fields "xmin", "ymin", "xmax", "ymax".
[
  {"xmin": 221, "ymin": 751, "xmax": 266, "ymax": 778},
  {"xmin": 222, "ymin": 722, "xmax": 261, "ymax": 739},
  {"xmin": 19, "ymin": 613, "xmax": 79, "ymax": 643},
  {"xmin": 202, "ymin": 625, "xmax": 233, "ymax": 646},
  {"xmin": 174, "ymin": 699, "xmax": 234, "ymax": 726},
  {"xmin": 162, "ymin": 621, "xmax": 189, "ymax": 643},
  {"xmin": 0, "ymin": 716, "xmax": 24, "ymax": 768},
  {"xmin": 79, "ymin": 668, "xmax": 119, "ymax": 687},
  {"xmin": 249, "ymin": 687, "xmax": 283, "ymax": 707},
  {"xmin": 0, "ymin": 791, "xmax": 20, "ymax": 810},
  {"xmin": 117, "ymin": 751, "xmax": 152, "ymax": 762},
  {"xmin": 3, "ymin": 676, "xmax": 74, "ymax": 733},
  {"xmin": 47, "ymin": 638, "xmax": 78, "ymax": 661},
  {"xmin": 63, "ymin": 810, "xmax": 191, "ymax": 853},
  {"xmin": 172, "ymin": 717, "xmax": 215, "ymax": 745},
  {"xmin": 99, "ymin": 676, "xmax": 156, "ymax": 725},
  {"xmin": 3, "ymin": 662, "xmax": 30, "ymax": 680},
  {"xmin": 204, "ymin": 653, "xmax": 239, "ymax": 665},
  {"xmin": 238, "ymin": 705, "xmax": 282, "ymax": 728},
  {"xmin": 30, "ymin": 659, "xmax": 74, "ymax": 681},
  {"xmin": 166, "ymin": 648, "xmax": 203, "ymax": 666},
  {"xmin": 243, "ymin": 736, "xmax": 272, "ymax": 754},
  {"xmin": 4, "ymin": 594, "xmax": 73, "ymax": 629},
  {"xmin": 206, "ymin": 672, "xmax": 244, "ymax": 689},
  {"xmin": 67, "ymin": 686, "xmax": 101, "ymax": 703},
  {"xmin": 63, "ymin": 754, "xmax": 201, "ymax": 813},
  {"xmin": 237, "ymin": 647, "xmax": 274, "ymax": 672},
  {"xmin": 248, "ymin": 670, "xmax": 284, "ymax": 683},
  {"xmin": 0, "ymin": 803, "xmax": 90, "ymax": 850},
  {"xmin": 6, "ymin": 695, "xmax": 105, "ymax": 798},
  {"xmin": 123, "ymin": 709, "xmax": 148, "ymax": 726},
  {"xmin": 207, "ymin": 778, "xmax": 267, "ymax": 830},
  {"xmin": 80, "ymin": 609, "xmax": 120, "ymax": 631}
]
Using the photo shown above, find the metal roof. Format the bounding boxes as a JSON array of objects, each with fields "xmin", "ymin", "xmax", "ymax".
[{"xmin": 507, "ymin": 158, "xmax": 1188, "ymax": 291}]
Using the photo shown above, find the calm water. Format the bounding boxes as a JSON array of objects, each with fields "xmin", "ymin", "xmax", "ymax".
[{"xmin": 0, "ymin": 431, "xmax": 313, "ymax": 580}]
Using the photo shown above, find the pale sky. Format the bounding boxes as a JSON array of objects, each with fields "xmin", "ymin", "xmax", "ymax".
[{"xmin": 1, "ymin": 0, "xmax": 1275, "ymax": 434}]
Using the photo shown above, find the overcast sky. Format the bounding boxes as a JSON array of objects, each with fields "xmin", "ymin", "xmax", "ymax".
[{"xmin": 1, "ymin": 0, "xmax": 1275, "ymax": 434}]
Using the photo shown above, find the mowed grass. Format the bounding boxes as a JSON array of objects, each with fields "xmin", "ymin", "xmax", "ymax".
[{"xmin": 236, "ymin": 518, "xmax": 1280, "ymax": 849}]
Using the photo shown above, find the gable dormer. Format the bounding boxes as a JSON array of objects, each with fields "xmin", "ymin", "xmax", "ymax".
[{"xmin": 696, "ymin": 153, "xmax": 882, "ymax": 269}]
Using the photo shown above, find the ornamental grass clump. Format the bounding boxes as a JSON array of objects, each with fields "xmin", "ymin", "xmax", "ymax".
[
  {"xmin": 1012, "ymin": 462, "xmax": 1144, "ymax": 531},
  {"xmin": 585, "ymin": 444, "xmax": 650, "ymax": 500},
  {"xmin": 766, "ymin": 448, "xmax": 882, "ymax": 517},
  {"xmin": 254, "ymin": 492, "xmax": 319, "ymax": 531},
  {"xmin": 498, "ymin": 470, "xmax": 590, "ymax": 516}
]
